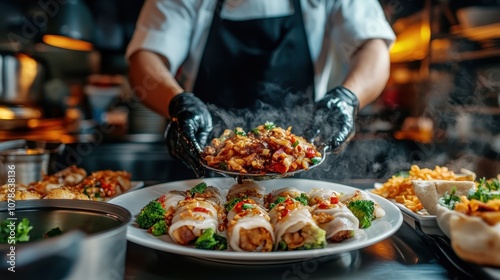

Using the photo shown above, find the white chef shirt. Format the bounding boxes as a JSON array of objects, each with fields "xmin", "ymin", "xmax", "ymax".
[{"xmin": 126, "ymin": 0, "xmax": 396, "ymax": 100}]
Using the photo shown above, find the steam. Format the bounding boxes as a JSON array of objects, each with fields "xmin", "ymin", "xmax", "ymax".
[{"xmin": 206, "ymin": 84, "xmax": 314, "ymax": 138}]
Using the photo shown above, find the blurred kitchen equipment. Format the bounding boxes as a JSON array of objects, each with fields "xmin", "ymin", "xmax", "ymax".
[
  {"xmin": 0, "ymin": 140, "xmax": 65, "ymax": 185},
  {"xmin": 0, "ymin": 51, "xmax": 45, "ymax": 106},
  {"xmin": 42, "ymin": 0, "xmax": 94, "ymax": 51},
  {"xmin": 0, "ymin": 105, "xmax": 42, "ymax": 130},
  {"xmin": 84, "ymin": 75, "xmax": 126, "ymax": 124},
  {"xmin": 84, "ymin": 84, "xmax": 121, "ymax": 124},
  {"xmin": 456, "ymin": 6, "xmax": 500, "ymax": 28},
  {"xmin": 0, "ymin": 199, "xmax": 131, "ymax": 280}
]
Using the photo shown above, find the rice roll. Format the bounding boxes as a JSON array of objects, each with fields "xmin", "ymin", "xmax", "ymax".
[
  {"xmin": 168, "ymin": 183, "xmax": 225, "ymax": 245},
  {"xmin": 226, "ymin": 197, "xmax": 274, "ymax": 252},
  {"xmin": 265, "ymin": 187, "xmax": 309, "ymax": 209},
  {"xmin": 308, "ymin": 188, "xmax": 359, "ymax": 242},
  {"xmin": 226, "ymin": 181, "xmax": 266, "ymax": 205},
  {"xmin": 156, "ymin": 190, "xmax": 187, "ymax": 225},
  {"xmin": 267, "ymin": 187, "xmax": 326, "ymax": 251}
]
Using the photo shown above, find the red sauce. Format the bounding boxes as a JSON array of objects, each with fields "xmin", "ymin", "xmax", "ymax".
[{"xmin": 193, "ymin": 207, "xmax": 211, "ymax": 215}]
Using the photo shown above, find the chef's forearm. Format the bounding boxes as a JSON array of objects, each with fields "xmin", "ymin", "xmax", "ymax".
[
  {"xmin": 128, "ymin": 50, "xmax": 184, "ymax": 118},
  {"xmin": 341, "ymin": 39, "xmax": 390, "ymax": 109}
]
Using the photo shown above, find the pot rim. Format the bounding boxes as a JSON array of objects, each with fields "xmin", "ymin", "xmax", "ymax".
[{"xmin": 0, "ymin": 199, "xmax": 132, "ymax": 242}]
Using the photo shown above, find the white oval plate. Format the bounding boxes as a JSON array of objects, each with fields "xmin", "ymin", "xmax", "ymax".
[{"xmin": 109, "ymin": 178, "xmax": 403, "ymax": 264}]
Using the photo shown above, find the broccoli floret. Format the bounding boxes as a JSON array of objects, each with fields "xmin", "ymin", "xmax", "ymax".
[
  {"xmin": 150, "ymin": 220, "xmax": 168, "ymax": 236},
  {"xmin": 188, "ymin": 182, "xmax": 208, "ymax": 196},
  {"xmin": 136, "ymin": 200, "xmax": 166, "ymax": 229},
  {"xmin": 0, "ymin": 218, "xmax": 33, "ymax": 243},
  {"xmin": 194, "ymin": 228, "xmax": 227, "ymax": 250},
  {"xmin": 347, "ymin": 200, "xmax": 375, "ymax": 229}
]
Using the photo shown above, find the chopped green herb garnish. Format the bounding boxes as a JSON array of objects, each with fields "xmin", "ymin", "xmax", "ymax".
[
  {"xmin": 311, "ymin": 157, "xmax": 322, "ymax": 165},
  {"xmin": 393, "ymin": 171, "xmax": 409, "ymax": 178},
  {"xmin": 269, "ymin": 196, "xmax": 286, "ymax": 209},
  {"xmin": 438, "ymin": 186, "xmax": 461, "ymax": 210},
  {"xmin": 225, "ymin": 197, "xmax": 242, "ymax": 212},
  {"xmin": 294, "ymin": 193, "xmax": 309, "ymax": 206},
  {"xmin": 235, "ymin": 129, "xmax": 246, "ymax": 136},
  {"xmin": 242, "ymin": 203, "xmax": 254, "ymax": 210},
  {"xmin": 468, "ymin": 178, "xmax": 500, "ymax": 203},
  {"xmin": 189, "ymin": 182, "xmax": 207, "ymax": 195},
  {"xmin": 264, "ymin": 121, "xmax": 276, "ymax": 130},
  {"xmin": 251, "ymin": 128, "xmax": 260, "ymax": 135}
]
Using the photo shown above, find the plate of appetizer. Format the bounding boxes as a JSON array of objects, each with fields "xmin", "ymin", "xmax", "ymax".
[
  {"xmin": 109, "ymin": 178, "xmax": 403, "ymax": 264},
  {"xmin": 200, "ymin": 122, "xmax": 326, "ymax": 181},
  {"xmin": 0, "ymin": 165, "xmax": 143, "ymax": 202},
  {"xmin": 370, "ymin": 165, "xmax": 500, "ymax": 275},
  {"xmin": 369, "ymin": 165, "xmax": 476, "ymax": 235}
]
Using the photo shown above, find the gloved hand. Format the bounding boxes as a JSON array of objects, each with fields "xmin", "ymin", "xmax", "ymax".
[
  {"xmin": 307, "ymin": 86, "xmax": 359, "ymax": 154},
  {"xmin": 164, "ymin": 92, "xmax": 212, "ymax": 177}
]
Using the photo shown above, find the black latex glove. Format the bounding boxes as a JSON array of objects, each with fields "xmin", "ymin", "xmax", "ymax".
[
  {"xmin": 307, "ymin": 86, "xmax": 359, "ymax": 154},
  {"xmin": 164, "ymin": 92, "xmax": 213, "ymax": 177}
]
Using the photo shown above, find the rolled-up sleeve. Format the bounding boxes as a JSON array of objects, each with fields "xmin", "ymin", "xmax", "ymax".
[
  {"xmin": 125, "ymin": 0, "xmax": 197, "ymax": 73},
  {"xmin": 329, "ymin": 0, "xmax": 395, "ymax": 62}
]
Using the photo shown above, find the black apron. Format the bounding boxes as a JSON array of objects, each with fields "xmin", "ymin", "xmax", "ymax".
[{"xmin": 192, "ymin": 0, "xmax": 315, "ymax": 110}]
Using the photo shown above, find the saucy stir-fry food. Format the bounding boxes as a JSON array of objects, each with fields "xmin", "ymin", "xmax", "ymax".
[{"xmin": 202, "ymin": 122, "xmax": 322, "ymax": 174}]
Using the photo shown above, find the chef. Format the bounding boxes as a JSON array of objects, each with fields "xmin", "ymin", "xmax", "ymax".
[{"xmin": 126, "ymin": 0, "xmax": 396, "ymax": 177}]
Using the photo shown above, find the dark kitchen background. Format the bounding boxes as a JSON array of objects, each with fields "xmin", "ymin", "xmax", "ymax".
[{"xmin": 0, "ymin": 0, "xmax": 499, "ymax": 183}]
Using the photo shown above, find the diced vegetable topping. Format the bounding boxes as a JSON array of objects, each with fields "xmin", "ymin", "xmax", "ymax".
[
  {"xmin": 438, "ymin": 186, "xmax": 461, "ymax": 209},
  {"xmin": 269, "ymin": 196, "xmax": 287, "ymax": 210},
  {"xmin": 311, "ymin": 157, "xmax": 322, "ymax": 165},
  {"xmin": 235, "ymin": 128, "xmax": 247, "ymax": 136},
  {"xmin": 294, "ymin": 193, "xmax": 309, "ymax": 206},
  {"xmin": 225, "ymin": 197, "xmax": 243, "ymax": 212},
  {"xmin": 264, "ymin": 121, "xmax": 276, "ymax": 130},
  {"xmin": 189, "ymin": 182, "xmax": 208, "ymax": 195},
  {"xmin": 242, "ymin": 203, "xmax": 254, "ymax": 210}
]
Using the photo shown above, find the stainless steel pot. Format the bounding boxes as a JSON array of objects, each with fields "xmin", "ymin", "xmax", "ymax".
[
  {"xmin": 0, "ymin": 140, "xmax": 65, "ymax": 185},
  {"xmin": 0, "ymin": 51, "xmax": 45, "ymax": 106},
  {"xmin": 0, "ymin": 199, "xmax": 132, "ymax": 280}
]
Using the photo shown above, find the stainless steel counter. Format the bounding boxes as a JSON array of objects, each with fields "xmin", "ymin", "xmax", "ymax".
[{"xmin": 120, "ymin": 181, "xmax": 494, "ymax": 280}]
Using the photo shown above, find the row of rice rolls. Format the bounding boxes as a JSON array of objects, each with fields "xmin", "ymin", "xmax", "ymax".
[
  {"xmin": 169, "ymin": 183, "xmax": 225, "ymax": 245},
  {"xmin": 266, "ymin": 187, "xmax": 326, "ymax": 251},
  {"xmin": 225, "ymin": 181, "xmax": 274, "ymax": 252},
  {"xmin": 307, "ymin": 188, "xmax": 359, "ymax": 242}
]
